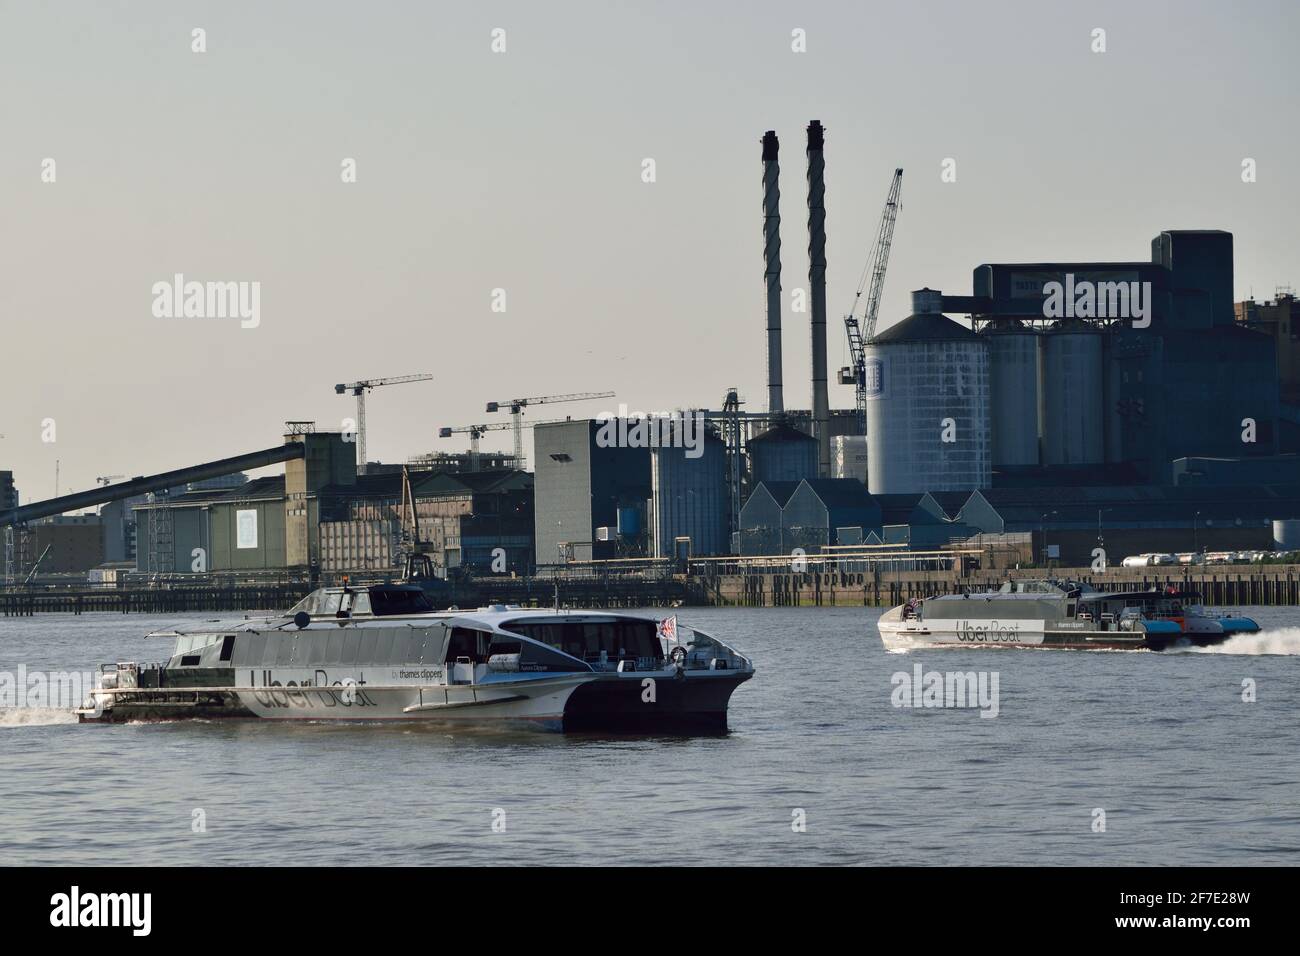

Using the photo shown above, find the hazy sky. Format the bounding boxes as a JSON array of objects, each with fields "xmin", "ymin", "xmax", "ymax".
[{"xmin": 3, "ymin": 0, "xmax": 1297, "ymax": 501}]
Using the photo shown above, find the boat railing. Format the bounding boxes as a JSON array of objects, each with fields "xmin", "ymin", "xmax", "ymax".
[{"xmin": 582, "ymin": 651, "xmax": 751, "ymax": 673}]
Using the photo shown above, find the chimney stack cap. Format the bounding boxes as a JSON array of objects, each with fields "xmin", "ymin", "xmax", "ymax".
[
  {"xmin": 806, "ymin": 120, "xmax": 824, "ymax": 149},
  {"xmin": 762, "ymin": 130, "xmax": 779, "ymax": 160}
]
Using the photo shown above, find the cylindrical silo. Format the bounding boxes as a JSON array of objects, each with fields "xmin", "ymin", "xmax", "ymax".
[
  {"xmin": 651, "ymin": 426, "xmax": 729, "ymax": 558},
  {"xmin": 866, "ymin": 291, "xmax": 991, "ymax": 494},
  {"xmin": 748, "ymin": 423, "xmax": 818, "ymax": 486},
  {"xmin": 1038, "ymin": 322, "xmax": 1104, "ymax": 465},
  {"xmin": 1273, "ymin": 519, "xmax": 1300, "ymax": 551},
  {"xmin": 983, "ymin": 321, "xmax": 1039, "ymax": 468}
]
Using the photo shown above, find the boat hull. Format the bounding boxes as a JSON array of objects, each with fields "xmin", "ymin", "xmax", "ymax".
[
  {"xmin": 562, "ymin": 669, "xmax": 752, "ymax": 734},
  {"xmin": 77, "ymin": 674, "xmax": 596, "ymax": 730}
]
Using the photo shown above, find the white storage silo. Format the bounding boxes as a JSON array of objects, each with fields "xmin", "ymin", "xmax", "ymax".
[{"xmin": 865, "ymin": 290, "xmax": 991, "ymax": 494}]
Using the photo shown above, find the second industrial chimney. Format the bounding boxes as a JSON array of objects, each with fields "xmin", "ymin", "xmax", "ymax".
[
  {"xmin": 806, "ymin": 120, "xmax": 831, "ymax": 476},
  {"xmin": 762, "ymin": 131, "xmax": 785, "ymax": 414}
]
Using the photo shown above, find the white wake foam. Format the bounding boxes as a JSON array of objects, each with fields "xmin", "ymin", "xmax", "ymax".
[
  {"xmin": 1183, "ymin": 628, "xmax": 1300, "ymax": 656},
  {"xmin": 0, "ymin": 708, "xmax": 78, "ymax": 727}
]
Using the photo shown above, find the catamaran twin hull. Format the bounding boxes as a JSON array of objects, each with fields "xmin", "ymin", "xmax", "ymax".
[
  {"xmin": 878, "ymin": 581, "xmax": 1260, "ymax": 652},
  {"xmin": 76, "ymin": 588, "xmax": 754, "ymax": 733}
]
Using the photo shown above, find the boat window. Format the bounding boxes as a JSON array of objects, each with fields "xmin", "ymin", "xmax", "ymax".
[
  {"xmin": 351, "ymin": 592, "xmax": 372, "ymax": 616},
  {"xmin": 219, "ymin": 635, "xmax": 236, "ymax": 662},
  {"xmin": 512, "ymin": 639, "xmax": 590, "ymax": 672},
  {"xmin": 446, "ymin": 627, "xmax": 491, "ymax": 664},
  {"xmin": 288, "ymin": 591, "xmax": 322, "ymax": 616},
  {"xmin": 369, "ymin": 588, "xmax": 434, "ymax": 616},
  {"xmin": 503, "ymin": 619, "xmax": 661, "ymax": 661},
  {"xmin": 320, "ymin": 592, "xmax": 343, "ymax": 616}
]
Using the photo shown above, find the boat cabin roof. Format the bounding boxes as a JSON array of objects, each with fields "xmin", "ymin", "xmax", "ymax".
[
  {"xmin": 1078, "ymin": 589, "xmax": 1199, "ymax": 603},
  {"xmin": 288, "ymin": 584, "xmax": 437, "ymax": 618}
]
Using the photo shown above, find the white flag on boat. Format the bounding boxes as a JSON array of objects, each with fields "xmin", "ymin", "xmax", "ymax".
[{"xmin": 658, "ymin": 615, "xmax": 679, "ymax": 645}]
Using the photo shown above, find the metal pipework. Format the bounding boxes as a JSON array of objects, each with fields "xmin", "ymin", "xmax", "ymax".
[
  {"xmin": 806, "ymin": 120, "xmax": 831, "ymax": 476},
  {"xmin": 762, "ymin": 130, "xmax": 785, "ymax": 415}
]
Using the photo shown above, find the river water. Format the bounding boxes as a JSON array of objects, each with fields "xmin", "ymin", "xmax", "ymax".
[{"xmin": 2, "ymin": 606, "xmax": 1298, "ymax": 865}]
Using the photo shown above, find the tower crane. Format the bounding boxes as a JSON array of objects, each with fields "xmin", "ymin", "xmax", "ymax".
[
  {"xmin": 483, "ymin": 391, "xmax": 615, "ymax": 466},
  {"xmin": 334, "ymin": 374, "xmax": 435, "ymax": 475},
  {"xmin": 840, "ymin": 168, "xmax": 903, "ymax": 433},
  {"xmin": 438, "ymin": 418, "xmax": 574, "ymax": 471}
]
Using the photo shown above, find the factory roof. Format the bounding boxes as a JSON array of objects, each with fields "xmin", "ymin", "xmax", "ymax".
[
  {"xmin": 871, "ymin": 312, "xmax": 979, "ymax": 344},
  {"xmin": 746, "ymin": 481, "xmax": 801, "ymax": 507},
  {"xmin": 794, "ymin": 479, "xmax": 875, "ymax": 510},
  {"xmin": 749, "ymin": 422, "xmax": 817, "ymax": 444}
]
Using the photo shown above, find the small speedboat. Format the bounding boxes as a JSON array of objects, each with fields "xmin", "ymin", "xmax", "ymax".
[
  {"xmin": 77, "ymin": 584, "xmax": 754, "ymax": 732},
  {"xmin": 878, "ymin": 579, "xmax": 1259, "ymax": 651}
]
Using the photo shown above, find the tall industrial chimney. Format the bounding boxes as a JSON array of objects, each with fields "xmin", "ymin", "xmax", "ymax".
[
  {"xmin": 806, "ymin": 120, "xmax": 831, "ymax": 476},
  {"xmin": 762, "ymin": 130, "xmax": 785, "ymax": 414}
]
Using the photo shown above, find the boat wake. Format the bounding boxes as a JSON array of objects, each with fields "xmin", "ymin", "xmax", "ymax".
[
  {"xmin": 0, "ymin": 708, "xmax": 79, "ymax": 727},
  {"xmin": 1179, "ymin": 628, "xmax": 1300, "ymax": 656}
]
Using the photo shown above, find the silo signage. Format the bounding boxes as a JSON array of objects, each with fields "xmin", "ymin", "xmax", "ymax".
[{"xmin": 864, "ymin": 357, "xmax": 887, "ymax": 400}]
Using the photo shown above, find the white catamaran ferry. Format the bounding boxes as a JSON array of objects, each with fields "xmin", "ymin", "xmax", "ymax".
[
  {"xmin": 878, "ymin": 579, "xmax": 1260, "ymax": 651},
  {"xmin": 77, "ymin": 584, "xmax": 754, "ymax": 732}
]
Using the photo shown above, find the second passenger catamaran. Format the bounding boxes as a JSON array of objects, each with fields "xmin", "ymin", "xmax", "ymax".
[
  {"xmin": 76, "ymin": 584, "xmax": 753, "ymax": 732},
  {"xmin": 878, "ymin": 579, "xmax": 1260, "ymax": 651}
]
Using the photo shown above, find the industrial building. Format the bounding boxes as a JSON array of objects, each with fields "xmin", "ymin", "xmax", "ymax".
[
  {"xmin": 131, "ymin": 428, "xmax": 533, "ymax": 578},
  {"xmin": 860, "ymin": 231, "xmax": 1286, "ymax": 495},
  {"xmin": 533, "ymin": 419, "xmax": 652, "ymax": 564},
  {"xmin": 5, "ymin": 514, "xmax": 105, "ymax": 577},
  {"xmin": 1236, "ymin": 289, "xmax": 1300, "ymax": 406},
  {"xmin": 326, "ymin": 469, "xmax": 533, "ymax": 575},
  {"xmin": 650, "ymin": 425, "xmax": 729, "ymax": 559},
  {"xmin": 990, "ymin": 233, "xmax": 1273, "ymax": 479},
  {"xmin": 5, "ymin": 119, "xmax": 1298, "ymax": 580},
  {"xmin": 737, "ymin": 478, "xmax": 880, "ymax": 555},
  {"xmin": 732, "ymin": 477, "xmax": 1300, "ymax": 568}
]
